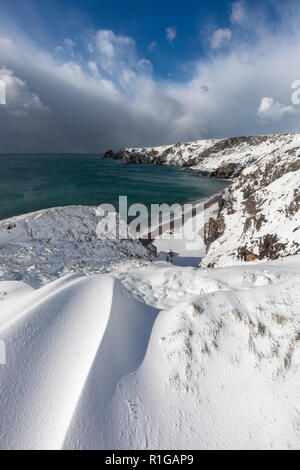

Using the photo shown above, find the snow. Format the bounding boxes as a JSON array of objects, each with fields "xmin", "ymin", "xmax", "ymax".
[
  {"xmin": 0, "ymin": 206, "xmax": 156, "ymax": 288},
  {"xmin": 1, "ymin": 253, "xmax": 300, "ymax": 449},
  {"xmin": 0, "ymin": 133, "xmax": 299, "ymax": 449},
  {"xmin": 125, "ymin": 133, "xmax": 300, "ymax": 172},
  {"xmin": 0, "ymin": 274, "xmax": 157, "ymax": 450},
  {"xmin": 126, "ymin": 138, "xmax": 221, "ymax": 166},
  {"xmin": 202, "ymin": 139, "xmax": 300, "ymax": 267},
  {"xmin": 152, "ymin": 200, "xmax": 209, "ymax": 267},
  {"xmin": 118, "ymin": 133, "xmax": 300, "ymax": 266}
]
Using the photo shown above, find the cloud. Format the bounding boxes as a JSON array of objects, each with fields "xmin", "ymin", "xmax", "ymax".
[
  {"xmin": 209, "ymin": 28, "xmax": 232, "ymax": 49},
  {"xmin": 147, "ymin": 41, "xmax": 157, "ymax": 52},
  {"xmin": 64, "ymin": 38, "xmax": 76, "ymax": 49},
  {"xmin": 166, "ymin": 27, "xmax": 177, "ymax": 43},
  {"xmin": 257, "ymin": 97, "xmax": 296, "ymax": 122},
  {"xmin": 88, "ymin": 61, "xmax": 99, "ymax": 76},
  {"xmin": 0, "ymin": 2, "xmax": 300, "ymax": 153},
  {"xmin": 0, "ymin": 67, "xmax": 46, "ymax": 116},
  {"xmin": 95, "ymin": 30, "xmax": 137, "ymax": 76},
  {"xmin": 230, "ymin": 1, "xmax": 246, "ymax": 24}
]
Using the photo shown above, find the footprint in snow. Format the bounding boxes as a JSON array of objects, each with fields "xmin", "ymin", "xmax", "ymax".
[{"xmin": 127, "ymin": 401, "xmax": 139, "ymax": 421}]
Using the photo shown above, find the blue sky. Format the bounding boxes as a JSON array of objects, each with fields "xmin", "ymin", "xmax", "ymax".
[
  {"xmin": 1, "ymin": 0, "xmax": 281, "ymax": 80},
  {"xmin": 0, "ymin": 0, "xmax": 299, "ymax": 152}
]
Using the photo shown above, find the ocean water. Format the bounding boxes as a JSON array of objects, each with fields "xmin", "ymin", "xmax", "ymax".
[{"xmin": 0, "ymin": 154, "xmax": 229, "ymax": 221}]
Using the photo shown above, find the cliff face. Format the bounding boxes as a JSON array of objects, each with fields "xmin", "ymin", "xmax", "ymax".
[
  {"xmin": 106, "ymin": 133, "xmax": 300, "ymax": 266},
  {"xmin": 203, "ymin": 144, "xmax": 300, "ymax": 267}
]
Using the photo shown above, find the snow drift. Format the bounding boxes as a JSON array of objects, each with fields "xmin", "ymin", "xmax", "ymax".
[
  {"xmin": 0, "ymin": 255, "xmax": 300, "ymax": 449},
  {"xmin": 0, "ymin": 274, "xmax": 157, "ymax": 450}
]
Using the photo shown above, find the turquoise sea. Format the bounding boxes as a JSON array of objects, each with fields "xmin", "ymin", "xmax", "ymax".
[{"xmin": 0, "ymin": 154, "xmax": 229, "ymax": 221}]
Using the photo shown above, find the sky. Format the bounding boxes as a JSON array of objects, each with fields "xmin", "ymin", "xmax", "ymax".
[{"xmin": 0, "ymin": 0, "xmax": 300, "ymax": 152}]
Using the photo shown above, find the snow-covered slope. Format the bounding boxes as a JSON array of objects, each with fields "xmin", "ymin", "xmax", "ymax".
[
  {"xmin": 1, "ymin": 255, "xmax": 300, "ymax": 449},
  {"xmin": 0, "ymin": 206, "xmax": 156, "ymax": 287}
]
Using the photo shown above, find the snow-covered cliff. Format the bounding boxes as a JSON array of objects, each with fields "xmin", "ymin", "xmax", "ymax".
[
  {"xmin": 106, "ymin": 133, "xmax": 300, "ymax": 266},
  {"xmin": 105, "ymin": 133, "xmax": 298, "ymax": 175},
  {"xmin": 203, "ymin": 137, "xmax": 300, "ymax": 267}
]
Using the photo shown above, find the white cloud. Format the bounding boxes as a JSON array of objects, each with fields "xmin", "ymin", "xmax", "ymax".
[
  {"xmin": 88, "ymin": 61, "xmax": 99, "ymax": 75},
  {"xmin": 230, "ymin": 1, "xmax": 246, "ymax": 24},
  {"xmin": 209, "ymin": 28, "xmax": 232, "ymax": 49},
  {"xmin": 257, "ymin": 97, "xmax": 296, "ymax": 122},
  {"xmin": 147, "ymin": 41, "xmax": 157, "ymax": 51},
  {"xmin": 55, "ymin": 38, "xmax": 76, "ymax": 57},
  {"xmin": 136, "ymin": 59, "xmax": 153, "ymax": 75},
  {"xmin": 97, "ymin": 30, "xmax": 116, "ymax": 58},
  {"xmin": 94, "ymin": 29, "xmax": 148, "ymax": 85},
  {"xmin": 0, "ymin": 67, "xmax": 46, "ymax": 116},
  {"xmin": 166, "ymin": 27, "xmax": 177, "ymax": 43},
  {"xmin": 64, "ymin": 38, "xmax": 76, "ymax": 49}
]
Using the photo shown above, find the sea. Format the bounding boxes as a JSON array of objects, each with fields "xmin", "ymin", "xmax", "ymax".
[{"xmin": 0, "ymin": 154, "xmax": 229, "ymax": 221}]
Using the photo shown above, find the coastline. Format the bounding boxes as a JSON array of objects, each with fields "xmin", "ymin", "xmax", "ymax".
[
  {"xmin": 0, "ymin": 191, "xmax": 222, "ymax": 244},
  {"xmin": 145, "ymin": 191, "xmax": 223, "ymax": 240}
]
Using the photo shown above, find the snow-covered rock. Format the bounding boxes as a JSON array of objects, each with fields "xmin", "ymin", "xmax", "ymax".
[
  {"xmin": 106, "ymin": 133, "xmax": 300, "ymax": 176},
  {"xmin": 203, "ymin": 138, "xmax": 300, "ymax": 267}
]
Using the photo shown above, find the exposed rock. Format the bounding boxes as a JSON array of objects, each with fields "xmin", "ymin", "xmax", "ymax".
[
  {"xmin": 195, "ymin": 162, "xmax": 240, "ymax": 179},
  {"xmin": 246, "ymin": 253, "xmax": 259, "ymax": 262},
  {"xmin": 238, "ymin": 248, "xmax": 259, "ymax": 262},
  {"xmin": 204, "ymin": 213, "xmax": 226, "ymax": 249},
  {"xmin": 258, "ymin": 234, "xmax": 287, "ymax": 261},
  {"xmin": 104, "ymin": 149, "xmax": 123, "ymax": 160}
]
